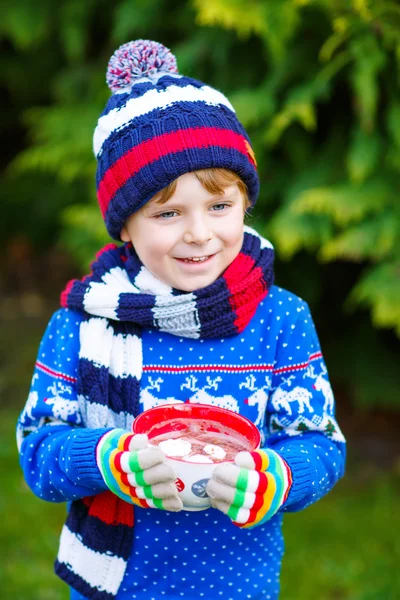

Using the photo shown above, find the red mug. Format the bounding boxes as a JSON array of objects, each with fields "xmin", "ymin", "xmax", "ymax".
[{"xmin": 133, "ymin": 403, "xmax": 260, "ymax": 511}]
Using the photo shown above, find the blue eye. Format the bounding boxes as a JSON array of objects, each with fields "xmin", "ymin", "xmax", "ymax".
[
  {"xmin": 212, "ymin": 203, "xmax": 229, "ymax": 211},
  {"xmin": 156, "ymin": 211, "xmax": 177, "ymax": 219}
]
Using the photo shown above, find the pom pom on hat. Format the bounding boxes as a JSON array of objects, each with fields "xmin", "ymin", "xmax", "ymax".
[{"xmin": 106, "ymin": 39, "xmax": 178, "ymax": 92}]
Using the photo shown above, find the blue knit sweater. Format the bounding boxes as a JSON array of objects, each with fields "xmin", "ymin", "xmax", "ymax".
[{"xmin": 17, "ymin": 285, "xmax": 345, "ymax": 600}]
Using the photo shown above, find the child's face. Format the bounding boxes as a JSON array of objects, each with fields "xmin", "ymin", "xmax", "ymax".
[{"xmin": 120, "ymin": 172, "xmax": 245, "ymax": 292}]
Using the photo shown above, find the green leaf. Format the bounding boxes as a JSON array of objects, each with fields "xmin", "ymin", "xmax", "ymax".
[
  {"xmin": 386, "ymin": 102, "xmax": 400, "ymax": 148},
  {"xmin": 259, "ymin": 0, "xmax": 301, "ymax": 62},
  {"xmin": 0, "ymin": 0, "xmax": 52, "ymax": 49},
  {"xmin": 264, "ymin": 83, "xmax": 319, "ymax": 145},
  {"xmin": 267, "ymin": 209, "xmax": 333, "ymax": 259},
  {"xmin": 319, "ymin": 29, "xmax": 350, "ymax": 63},
  {"xmin": 8, "ymin": 105, "xmax": 98, "ymax": 182},
  {"xmin": 349, "ymin": 261, "xmax": 400, "ymax": 336},
  {"xmin": 61, "ymin": 201, "xmax": 113, "ymax": 270},
  {"xmin": 319, "ymin": 212, "xmax": 398, "ymax": 262},
  {"xmin": 59, "ymin": 0, "xmax": 93, "ymax": 63},
  {"xmin": 292, "ymin": 180, "xmax": 392, "ymax": 227},
  {"xmin": 372, "ymin": 1, "xmax": 400, "ymax": 21},
  {"xmin": 229, "ymin": 85, "xmax": 276, "ymax": 128},
  {"xmin": 386, "ymin": 146, "xmax": 400, "ymax": 170},
  {"xmin": 350, "ymin": 35, "xmax": 386, "ymax": 132},
  {"xmin": 193, "ymin": 0, "xmax": 267, "ymax": 39},
  {"xmin": 347, "ymin": 128, "xmax": 382, "ymax": 183},
  {"xmin": 315, "ymin": 51, "xmax": 352, "ymax": 87},
  {"xmin": 112, "ymin": 0, "xmax": 166, "ymax": 43}
]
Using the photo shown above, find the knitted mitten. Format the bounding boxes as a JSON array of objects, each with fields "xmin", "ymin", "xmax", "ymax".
[
  {"xmin": 206, "ymin": 448, "xmax": 292, "ymax": 527},
  {"xmin": 96, "ymin": 429, "xmax": 183, "ymax": 511}
]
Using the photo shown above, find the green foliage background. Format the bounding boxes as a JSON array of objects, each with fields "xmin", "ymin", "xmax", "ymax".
[
  {"xmin": 1, "ymin": 2, "xmax": 400, "ymax": 598},
  {"xmin": 1, "ymin": 0, "xmax": 400, "ymax": 412}
]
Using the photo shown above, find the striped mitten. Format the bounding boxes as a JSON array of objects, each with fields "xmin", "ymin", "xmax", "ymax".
[
  {"xmin": 206, "ymin": 448, "xmax": 292, "ymax": 528},
  {"xmin": 96, "ymin": 429, "xmax": 183, "ymax": 511}
]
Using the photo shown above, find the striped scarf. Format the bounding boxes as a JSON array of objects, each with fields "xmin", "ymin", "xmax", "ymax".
[{"xmin": 56, "ymin": 226, "xmax": 274, "ymax": 599}]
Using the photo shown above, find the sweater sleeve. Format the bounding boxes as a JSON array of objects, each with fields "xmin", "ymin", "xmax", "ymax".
[
  {"xmin": 265, "ymin": 300, "xmax": 346, "ymax": 512},
  {"xmin": 16, "ymin": 309, "xmax": 110, "ymax": 503}
]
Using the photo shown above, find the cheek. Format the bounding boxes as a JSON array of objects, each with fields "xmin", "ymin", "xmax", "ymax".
[
  {"xmin": 132, "ymin": 223, "xmax": 172, "ymax": 257},
  {"xmin": 140, "ymin": 239, "xmax": 172, "ymax": 261},
  {"xmin": 222, "ymin": 216, "xmax": 244, "ymax": 245}
]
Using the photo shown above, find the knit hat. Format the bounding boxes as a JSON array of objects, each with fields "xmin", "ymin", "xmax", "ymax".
[{"xmin": 94, "ymin": 39, "xmax": 259, "ymax": 240}]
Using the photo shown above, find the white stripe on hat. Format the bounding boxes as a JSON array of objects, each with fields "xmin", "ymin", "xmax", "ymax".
[
  {"xmin": 57, "ymin": 525, "xmax": 126, "ymax": 595},
  {"xmin": 93, "ymin": 83, "xmax": 236, "ymax": 156},
  {"xmin": 113, "ymin": 72, "xmax": 182, "ymax": 94}
]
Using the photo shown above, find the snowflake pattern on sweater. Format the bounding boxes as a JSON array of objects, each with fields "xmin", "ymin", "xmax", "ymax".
[{"xmin": 17, "ymin": 285, "xmax": 346, "ymax": 600}]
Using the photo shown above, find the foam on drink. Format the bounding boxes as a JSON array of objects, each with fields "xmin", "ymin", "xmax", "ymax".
[{"xmin": 149, "ymin": 418, "xmax": 251, "ymax": 463}]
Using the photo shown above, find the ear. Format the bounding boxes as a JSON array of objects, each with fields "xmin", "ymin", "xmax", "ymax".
[{"xmin": 120, "ymin": 225, "xmax": 130, "ymax": 243}]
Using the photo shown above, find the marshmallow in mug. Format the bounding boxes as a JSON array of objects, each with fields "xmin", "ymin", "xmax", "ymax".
[{"xmin": 157, "ymin": 438, "xmax": 227, "ymax": 463}]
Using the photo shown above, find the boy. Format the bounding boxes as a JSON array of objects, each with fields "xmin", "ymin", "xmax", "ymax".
[{"xmin": 17, "ymin": 40, "xmax": 346, "ymax": 600}]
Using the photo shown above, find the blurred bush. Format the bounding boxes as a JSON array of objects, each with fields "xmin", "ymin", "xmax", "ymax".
[{"xmin": 1, "ymin": 0, "xmax": 399, "ymax": 409}]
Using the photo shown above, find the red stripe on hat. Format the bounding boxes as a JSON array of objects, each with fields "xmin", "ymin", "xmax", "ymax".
[{"xmin": 97, "ymin": 127, "xmax": 255, "ymax": 217}]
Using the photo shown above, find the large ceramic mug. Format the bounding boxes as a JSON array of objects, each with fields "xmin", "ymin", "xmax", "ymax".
[{"xmin": 132, "ymin": 403, "xmax": 261, "ymax": 511}]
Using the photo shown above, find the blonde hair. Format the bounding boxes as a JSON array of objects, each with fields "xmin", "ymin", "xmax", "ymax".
[{"xmin": 151, "ymin": 168, "xmax": 251, "ymax": 210}]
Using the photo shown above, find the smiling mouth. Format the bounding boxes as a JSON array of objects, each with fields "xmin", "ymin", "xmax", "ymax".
[{"xmin": 175, "ymin": 254, "xmax": 215, "ymax": 264}]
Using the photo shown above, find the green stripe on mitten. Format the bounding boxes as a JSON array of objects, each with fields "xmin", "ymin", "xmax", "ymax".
[
  {"xmin": 206, "ymin": 448, "xmax": 292, "ymax": 528},
  {"xmin": 96, "ymin": 429, "xmax": 183, "ymax": 511}
]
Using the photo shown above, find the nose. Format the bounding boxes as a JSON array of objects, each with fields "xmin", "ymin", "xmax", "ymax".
[{"xmin": 183, "ymin": 216, "xmax": 213, "ymax": 245}]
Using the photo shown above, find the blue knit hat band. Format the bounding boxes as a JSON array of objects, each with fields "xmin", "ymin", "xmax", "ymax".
[{"xmin": 104, "ymin": 144, "xmax": 259, "ymax": 240}]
